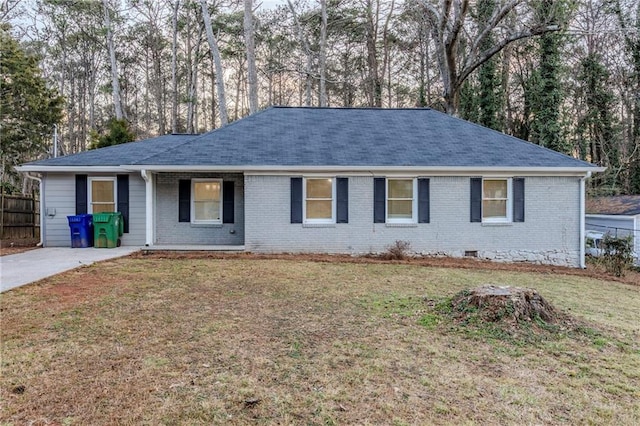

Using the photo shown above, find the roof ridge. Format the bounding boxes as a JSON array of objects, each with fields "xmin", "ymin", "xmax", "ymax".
[{"xmin": 271, "ymin": 105, "xmax": 432, "ymax": 111}]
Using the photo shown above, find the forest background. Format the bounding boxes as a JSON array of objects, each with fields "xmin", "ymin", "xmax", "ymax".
[{"xmin": 1, "ymin": 0, "xmax": 639, "ymax": 195}]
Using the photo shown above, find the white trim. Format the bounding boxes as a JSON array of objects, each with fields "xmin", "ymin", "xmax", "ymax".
[
  {"xmin": 17, "ymin": 164, "xmax": 604, "ymax": 177},
  {"xmin": 580, "ymin": 176, "xmax": 586, "ymax": 268},
  {"xmin": 17, "ymin": 166, "xmax": 129, "ymax": 173},
  {"xmin": 386, "ymin": 178, "xmax": 417, "ymax": 224},
  {"xmin": 585, "ymin": 214, "xmax": 638, "ymax": 220},
  {"xmin": 303, "ymin": 177, "xmax": 336, "ymax": 224},
  {"xmin": 88, "ymin": 177, "xmax": 117, "ymax": 214},
  {"xmin": 141, "ymin": 170, "xmax": 154, "ymax": 246},
  {"xmin": 481, "ymin": 178, "xmax": 512, "ymax": 223},
  {"xmin": 191, "ymin": 178, "xmax": 222, "ymax": 224}
]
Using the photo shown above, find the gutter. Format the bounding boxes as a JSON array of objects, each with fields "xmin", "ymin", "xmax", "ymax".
[
  {"xmin": 579, "ymin": 172, "xmax": 592, "ymax": 268},
  {"xmin": 23, "ymin": 172, "xmax": 44, "ymax": 247}
]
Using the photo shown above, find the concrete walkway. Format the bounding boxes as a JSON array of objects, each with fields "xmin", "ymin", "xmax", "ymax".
[{"xmin": 0, "ymin": 247, "xmax": 139, "ymax": 293}]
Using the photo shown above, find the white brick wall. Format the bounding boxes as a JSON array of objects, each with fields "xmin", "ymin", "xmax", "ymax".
[
  {"xmin": 244, "ymin": 175, "xmax": 582, "ymax": 267},
  {"xmin": 155, "ymin": 173, "xmax": 244, "ymax": 245}
]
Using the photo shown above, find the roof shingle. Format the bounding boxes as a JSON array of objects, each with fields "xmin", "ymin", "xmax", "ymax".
[{"xmin": 24, "ymin": 107, "xmax": 598, "ymax": 170}]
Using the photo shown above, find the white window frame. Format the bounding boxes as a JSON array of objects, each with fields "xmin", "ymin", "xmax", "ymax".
[
  {"xmin": 191, "ymin": 178, "xmax": 222, "ymax": 224},
  {"xmin": 303, "ymin": 177, "xmax": 336, "ymax": 224},
  {"xmin": 386, "ymin": 178, "xmax": 417, "ymax": 224},
  {"xmin": 482, "ymin": 177, "xmax": 512, "ymax": 223},
  {"xmin": 88, "ymin": 177, "xmax": 117, "ymax": 214}
]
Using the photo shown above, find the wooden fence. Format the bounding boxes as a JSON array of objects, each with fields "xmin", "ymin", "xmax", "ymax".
[{"xmin": 0, "ymin": 191, "xmax": 40, "ymax": 240}]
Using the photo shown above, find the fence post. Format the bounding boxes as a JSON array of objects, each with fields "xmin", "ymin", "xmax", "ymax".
[{"xmin": 1, "ymin": 185, "xmax": 4, "ymax": 240}]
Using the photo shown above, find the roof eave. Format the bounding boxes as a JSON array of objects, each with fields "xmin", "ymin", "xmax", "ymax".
[
  {"xmin": 16, "ymin": 165, "xmax": 131, "ymax": 173},
  {"xmin": 17, "ymin": 164, "xmax": 605, "ymax": 176},
  {"xmin": 126, "ymin": 165, "xmax": 605, "ymax": 176}
]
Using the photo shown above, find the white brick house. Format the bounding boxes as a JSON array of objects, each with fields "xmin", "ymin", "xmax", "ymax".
[{"xmin": 18, "ymin": 107, "xmax": 604, "ymax": 267}]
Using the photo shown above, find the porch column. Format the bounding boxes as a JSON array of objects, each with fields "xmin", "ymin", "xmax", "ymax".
[{"xmin": 141, "ymin": 170, "xmax": 154, "ymax": 246}]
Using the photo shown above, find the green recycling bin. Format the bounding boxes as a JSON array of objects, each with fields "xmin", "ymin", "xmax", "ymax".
[{"xmin": 93, "ymin": 212, "xmax": 122, "ymax": 248}]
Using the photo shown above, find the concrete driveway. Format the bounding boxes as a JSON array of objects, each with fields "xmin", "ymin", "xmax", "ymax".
[{"xmin": 1, "ymin": 247, "xmax": 139, "ymax": 293}]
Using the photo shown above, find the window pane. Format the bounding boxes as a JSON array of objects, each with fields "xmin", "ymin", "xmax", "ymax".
[
  {"xmin": 307, "ymin": 179, "xmax": 333, "ymax": 198},
  {"xmin": 194, "ymin": 181, "xmax": 220, "ymax": 201},
  {"xmin": 93, "ymin": 203, "xmax": 115, "ymax": 213},
  {"xmin": 194, "ymin": 201, "xmax": 220, "ymax": 221},
  {"xmin": 483, "ymin": 180, "xmax": 507, "ymax": 199},
  {"xmin": 388, "ymin": 179, "xmax": 413, "ymax": 198},
  {"xmin": 92, "ymin": 181, "xmax": 114, "ymax": 203},
  {"xmin": 483, "ymin": 200, "xmax": 507, "ymax": 218},
  {"xmin": 306, "ymin": 200, "xmax": 332, "ymax": 219},
  {"xmin": 388, "ymin": 200, "xmax": 413, "ymax": 218}
]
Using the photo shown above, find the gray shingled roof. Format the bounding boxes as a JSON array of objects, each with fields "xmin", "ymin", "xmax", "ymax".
[
  {"xmin": 586, "ymin": 195, "xmax": 640, "ymax": 216},
  {"xmin": 25, "ymin": 134, "xmax": 197, "ymax": 167},
  {"xmin": 23, "ymin": 107, "xmax": 598, "ymax": 169}
]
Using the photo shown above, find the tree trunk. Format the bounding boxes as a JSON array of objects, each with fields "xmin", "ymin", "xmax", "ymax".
[
  {"xmin": 171, "ymin": 0, "xmax": 180, "ymax": 133},
  {"xmin": 244, "ymin": 0, "xmax": 259, "ymax": 114},
  {"xmin": 287, "ymin": 0, "xmax": 312, "ymax": 106},
  {"xmin": 102, "ymin": 0, "xmax": 124, "ymax": 120},
  {"xmin": 200, "ymin": 0, "xmax": 228, "ymax": 126},
  {"xmin": 319, "ymin": 0, "xmax": 328, "ymax": 107},
  {"xmin": 364, "ymin": 0, "xmax": 381, "ymax": 107}
]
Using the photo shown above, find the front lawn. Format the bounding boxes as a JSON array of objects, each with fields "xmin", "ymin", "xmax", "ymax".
[{"xmin": 1, "ymin": 256, "xmax": 639, "ymax": 424}]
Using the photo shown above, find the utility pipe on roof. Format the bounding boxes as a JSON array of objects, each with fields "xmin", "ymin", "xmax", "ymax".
[
  {"xmin": 23, "ymin": 172, "xmax": 44, "ymax": 247},
  {"xmin": 141, "ymin": 170, "xmax": 153, "ymax": 246}
]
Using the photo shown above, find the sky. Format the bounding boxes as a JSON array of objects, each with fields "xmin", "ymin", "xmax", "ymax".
[{"xmin": 257, "ymin": 0, "xmax": 288, "ymax": 10}]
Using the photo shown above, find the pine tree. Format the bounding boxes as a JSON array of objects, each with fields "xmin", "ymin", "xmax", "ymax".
[{"xmin": 0, "ymin": 24, "xmax": 63, "ymax": 186}]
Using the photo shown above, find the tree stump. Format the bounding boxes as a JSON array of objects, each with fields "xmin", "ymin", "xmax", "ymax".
[{"xmin": 451, "ymin": 285, "xmax": 561, "ymax": 326}]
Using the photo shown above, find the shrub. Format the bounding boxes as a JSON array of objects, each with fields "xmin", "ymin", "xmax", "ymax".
[
  {"xmin": 601, "ymin": 235, "xmax": 634, "ymax": 277},
  {"xmin": 382, "ymin": 240, "xmax": 412, "ymax": 260}
]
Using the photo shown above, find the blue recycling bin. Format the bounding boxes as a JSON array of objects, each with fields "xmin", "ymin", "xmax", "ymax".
[{"xmin": 67, "ymin": 214, "xmax": 93, "ymax": 248}]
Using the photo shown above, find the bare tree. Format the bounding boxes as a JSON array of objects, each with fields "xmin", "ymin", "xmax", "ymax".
[
  {"xmin": 287, "ymin": 0, "xmax": 313, "ymax": 106},
  {"xmin": 319, "ymin": 0, "xmax": 328, "ymax": 106},
  {"xmin": 244, "ymin": 0, "xmax": 259, "ymax": 114},
  {"xmin": 200, "ymin": 0, "xmax": 228, "ymax": 126},
  {"xmin": 102, "ymin": 0, "xmax": 125, "ymax": 120},
  {"xmin": 420, "ymin": 0, "xmax": 561, "ymax": 115},
  {"xmin": 171, "ymin": 0, "xmax": 180, "ymax": 133}
]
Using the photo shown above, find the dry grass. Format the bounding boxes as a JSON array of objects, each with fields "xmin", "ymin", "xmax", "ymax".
[{"xmin": 1, "ymin": 256, "xmax": 639, "ymax": 425}]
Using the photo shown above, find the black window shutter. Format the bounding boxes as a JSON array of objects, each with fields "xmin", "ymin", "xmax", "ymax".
[
  {"xmin": 418, "ymin": 178, "xmax": 430, "ymax": 223},
  {"xmin": 117, "ymin": 174, "xmax": 129, "ymax": 233},
  {"xmin": 513, "ymin": 178, "xmax": 525, "ymax": 222},
  {"xmin": 336, "ymin": 177, "xmax": 349, "ymax": 223},
  {"xmin": 178, "ymin": 179, "xmax": 191, "ymax": 222},
  {"xmin": 470, "ymin": 178, "xmax": 482, "ymax": 223},
  {"xmin": 75, "ymin": 174, "xmax": 88, "ymax": 214},
  {"xmin": 223, "ymin": 181, "xmax": 235, "ymax": 223},
  {"xmin": 374, "ymin": 177, "xmax": 386, "ymax": 223},
  {"xmin": 290, "ymin": 177, "xmax": 303, "ymax": 224}
]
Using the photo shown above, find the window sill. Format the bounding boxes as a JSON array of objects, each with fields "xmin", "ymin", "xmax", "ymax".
[
  {"xmin": 190, "ymin": 223, "xmax": 223, "ymax": 228},
  {"xmin": 302, "ymin": 223, "xmax": 336, "ymax": 228},
  {"xmin": 385, "ymin": 223, "xmax": 418, "ymax": 228},
  {"xmin": 481, "ymin": 222, "xmax": 513, "ymax": 227}
]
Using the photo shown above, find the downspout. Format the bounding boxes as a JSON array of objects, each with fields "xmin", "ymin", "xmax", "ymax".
[
  {"xmin": 141, "ymin": 170, "xmax": 153, "ymax": 246},
  {"xmin": 23, "ymin": 172, "xmax": 44, "ymax": 247},
  {"xmin": 579, "ymin": 172, "xmax": 591, "ymax": 269}
]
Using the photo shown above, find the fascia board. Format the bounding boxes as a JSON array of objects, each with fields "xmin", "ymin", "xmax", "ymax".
[
  {"xmin": 16, "ymin": 165, "xmax": 130, "ymax": 173},
  {"xmin": 585, "ymin": 214, "xmax": 636, "ymax": 220},
  {"xmin": 126, "ymin": 165, "xmax": 605, "ymax": 176}
]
